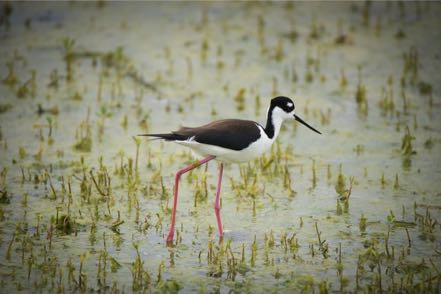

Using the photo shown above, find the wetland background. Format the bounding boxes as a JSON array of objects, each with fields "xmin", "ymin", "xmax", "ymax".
[{"xmin": 0, "ymin": 1, "xmax": 440, "ymax": 293}]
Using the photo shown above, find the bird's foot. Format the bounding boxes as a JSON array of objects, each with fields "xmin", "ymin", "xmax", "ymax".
[{"xmin": 166, "ymin": 233, "xmax": 174, "ymax": 246}]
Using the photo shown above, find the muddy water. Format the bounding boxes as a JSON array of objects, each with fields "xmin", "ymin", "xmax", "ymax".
[{"xmin": 0, "ymin": 2, "xmax": 440, "ymax": 292}]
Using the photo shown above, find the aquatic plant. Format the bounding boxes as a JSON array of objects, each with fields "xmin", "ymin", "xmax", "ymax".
[
  {"xmin": 234, "ymin": 88, "xmax": 246, "ymax": 112},
  {"xmin": 401, "ymin": 126, "xmax": 415, "ymax": 156},
  {"xmin": 2, "ymin": 62, "xmax": 18, "ymax": 87},
  {"xmin": 314, "ymin": 222, "xmax": 329, "ymax": 259},
  {"xmin": 0, "ymin": 2, "xmax": 440, "ymax": 293},
  {"xmin": 62, "ymin": 37, "xmax": 76, "ymax": 82},
  {"xmin": 355, "ymin": 66, "xmax": 368, "ymax": 115}
]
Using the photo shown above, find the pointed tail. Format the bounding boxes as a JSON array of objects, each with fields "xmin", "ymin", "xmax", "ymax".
[{"xmin": 137, "ymin": 133, "xmax": 182, "ymax": 141}]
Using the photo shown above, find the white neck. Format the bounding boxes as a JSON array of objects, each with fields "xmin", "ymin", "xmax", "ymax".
[
  {"xmin": 272, "ymin": 111, "xmax": 284, "ymax": 140},
  {"xmin": 264, "ymin": 107, "xmax": 286, "ymax": 140}
]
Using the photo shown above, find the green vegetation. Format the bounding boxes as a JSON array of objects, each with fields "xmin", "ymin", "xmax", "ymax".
[{"xmin": 0, "ymin": 2, "xmax": 439, "ymax": 293}]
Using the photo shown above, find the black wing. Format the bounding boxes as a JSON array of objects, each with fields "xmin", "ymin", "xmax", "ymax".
[{"xmin": 140, "ymin": 119, "xmax": 261, "ymax": 151}]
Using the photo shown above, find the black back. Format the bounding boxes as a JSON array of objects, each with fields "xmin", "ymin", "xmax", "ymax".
[
  {"xmin": 143, "ymin": 119, "xmax": 262, "ymax": 151},
  {"xmin": 177, "ymin": 119, "xmax": 261, "ymax": 150}
]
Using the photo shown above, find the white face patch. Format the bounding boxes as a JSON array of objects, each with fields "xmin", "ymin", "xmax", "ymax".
[
  {"xmin": 273, "ymin": 106, "xmax": 293, "ymax": 122},
  {"xmin": 287, "ymin": 102, "xmax": 293, "ymax": 108}
]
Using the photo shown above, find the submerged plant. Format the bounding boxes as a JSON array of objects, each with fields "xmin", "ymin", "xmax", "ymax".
[
  {"xmin": 315, "ymin": 222, "xmax": 329, "ymax": 259},
  {"xmin": 355, "ymin": 66, "xmax": 368, "ymax": 115},
  {"xmin": 62, "ymin": 37, "xmax": 76, "ymax": 81},
  {"xmin": 402, "ymin": 47, "xmax": 419, "ymax": 85},
  {"xmin": 234, "ymin": 88, "xmax": 246, "ymax": 112},
  {"xmin": 401, "ymin": 126, "xmax": 415, "ymax": 156},
  {"xmin": 359, "ymin": 214, "xmax": 367, "ymax": 233},
  {"xmin": 335, "ymin": 164, "xmax": 346, "ymax": 195},
  {"xmin": 337, "ymin": 176, "xmax": 354, "ymax": 214},
  {"xmin": 2, "ymin": 62, "xmax": 18, "ymax": 86},
  {"xmin": 55, "ymin": 214, "xmax": 74, "ymax": 235},
  {"xmin": 74, "ymin": 110, "xmax": 92, "ymax": 152}
]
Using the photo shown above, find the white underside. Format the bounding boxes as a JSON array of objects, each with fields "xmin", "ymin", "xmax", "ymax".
[{"xmin": 176, "ymin": 124, "xmax": 275, "ymax": 163}]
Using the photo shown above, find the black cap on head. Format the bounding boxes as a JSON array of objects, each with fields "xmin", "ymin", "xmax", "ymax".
[{"xmin": 271, "ymin": 96, "xmax": 295, "ymax": 112}]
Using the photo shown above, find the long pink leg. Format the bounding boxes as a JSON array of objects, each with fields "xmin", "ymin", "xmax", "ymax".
[
  {"xmin": 214, "ymin": 162, "xmax": 224, "ymax": 238},
  {"xmin": 167, "ymin": 155, "xmax": 216, "ymax": 243}
]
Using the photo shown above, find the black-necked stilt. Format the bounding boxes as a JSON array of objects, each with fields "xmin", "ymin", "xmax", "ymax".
[{"xmin": 140, "ymin": 96, "xmax": 321, "ymax": 243}]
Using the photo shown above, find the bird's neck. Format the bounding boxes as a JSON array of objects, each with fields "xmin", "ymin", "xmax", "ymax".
[{"xmin": 264, "ymin": 108, "xmax": 283, "ymax": 140}]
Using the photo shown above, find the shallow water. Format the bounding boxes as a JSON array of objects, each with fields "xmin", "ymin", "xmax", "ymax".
[{"xmin": 0, "ymin": 2, "xmax": 440, "ymax": 293}]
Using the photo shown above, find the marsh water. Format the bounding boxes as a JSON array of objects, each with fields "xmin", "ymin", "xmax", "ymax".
[{"xmin": 0, "ymin": 2, "xmax": 440, "ymax": 293}]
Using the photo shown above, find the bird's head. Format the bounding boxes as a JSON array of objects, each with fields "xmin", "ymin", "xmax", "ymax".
[{"xmin": 270, "ymin": 96, "xmax": 321, "ymax": 134}]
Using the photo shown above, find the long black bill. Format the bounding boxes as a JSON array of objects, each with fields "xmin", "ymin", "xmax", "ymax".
[{"xmin": 294, "ymin": 114, "xmax": 322, "ymax": 135}]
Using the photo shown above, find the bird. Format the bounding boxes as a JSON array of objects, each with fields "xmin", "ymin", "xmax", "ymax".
[{"xmin": 140, "ymin": 96, "xmax": 321, "ymax": 244}]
